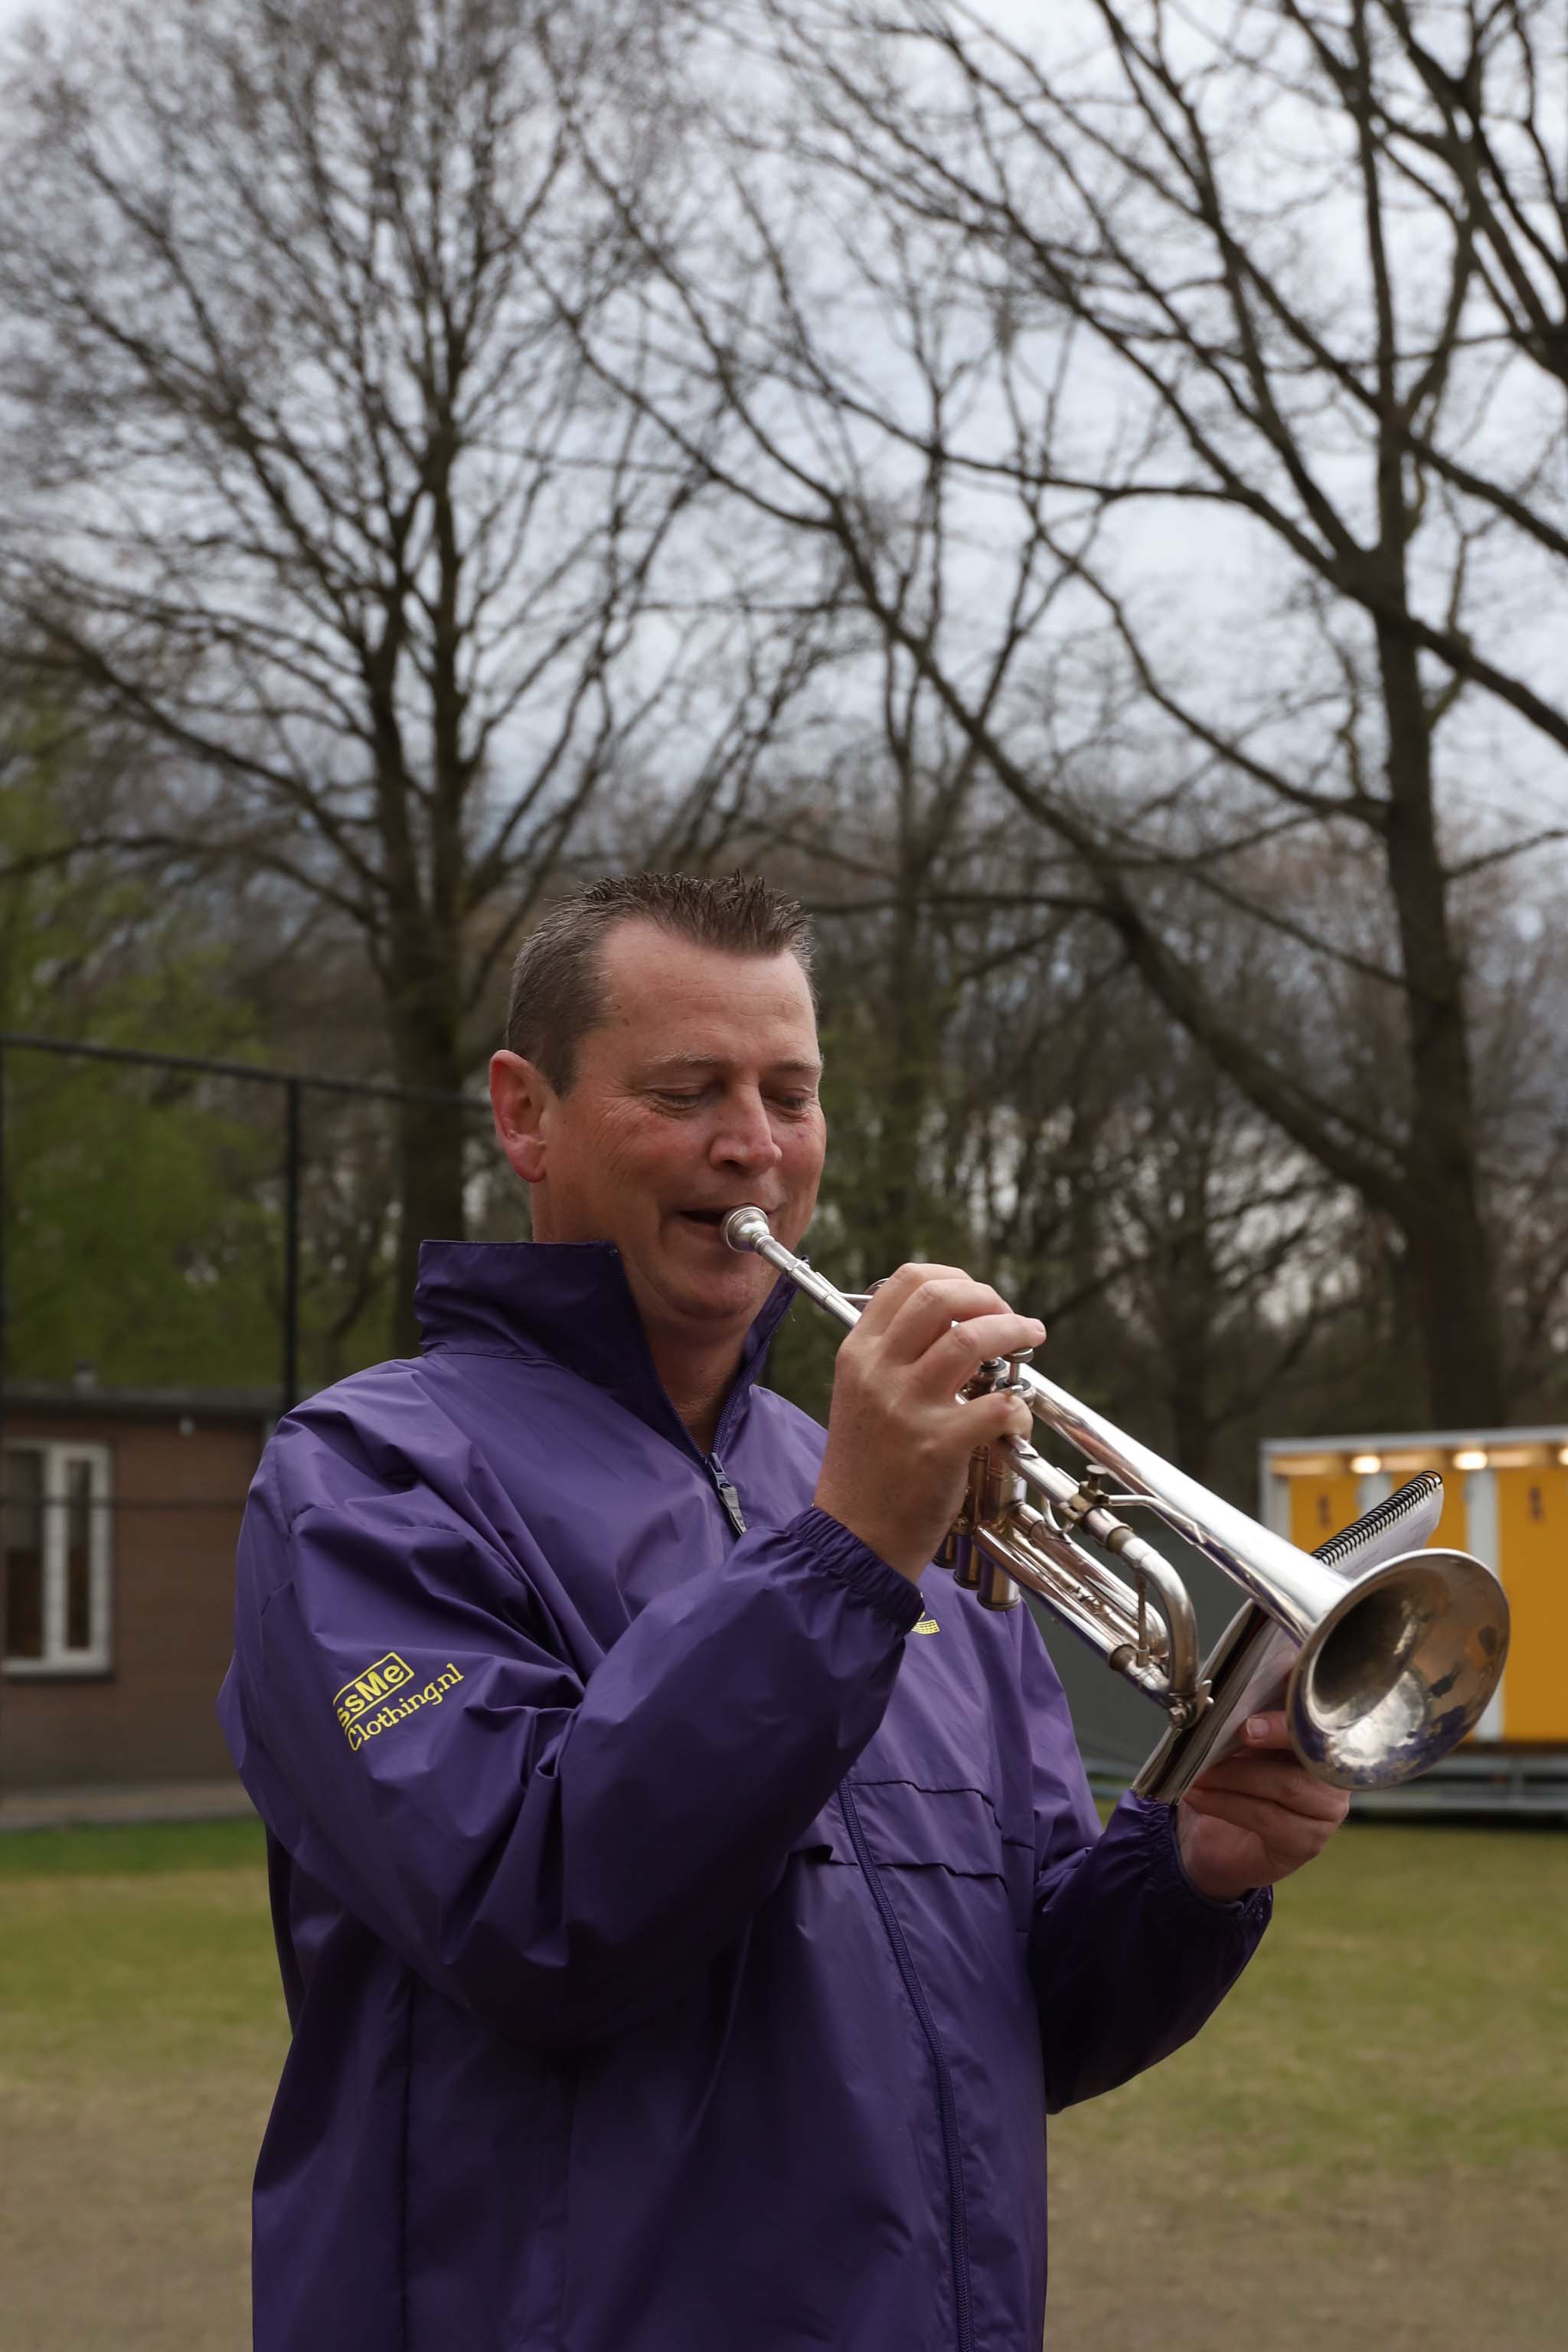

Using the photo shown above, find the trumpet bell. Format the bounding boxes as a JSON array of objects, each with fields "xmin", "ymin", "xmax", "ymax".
[
  {"xmin": 1288, "ymin": 1549, "xmax": 1510, "ymax": 1788},
  {"xmin": 720, "ymin": 1203, "xmax": 1511, "ymax": 1795}
]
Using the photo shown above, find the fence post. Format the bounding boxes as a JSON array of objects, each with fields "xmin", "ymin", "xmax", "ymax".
[
  {"xmin": 0, "ymin": 1037, "xmax": 8, "ymax": 1793},
  {"xmin": 281, "ymin": 1077, "xmax": 302, "ymax": 1416}
]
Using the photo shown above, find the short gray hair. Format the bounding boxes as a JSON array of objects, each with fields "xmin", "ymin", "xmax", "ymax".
[{"xmin": 505, "ymin": 871, "xmax": 815, "ymax": 1093}]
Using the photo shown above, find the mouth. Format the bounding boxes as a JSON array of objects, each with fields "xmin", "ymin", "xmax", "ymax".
[{"xmin": 675, "ymin": 1205, "xmax": 776, "ymax": 1236}]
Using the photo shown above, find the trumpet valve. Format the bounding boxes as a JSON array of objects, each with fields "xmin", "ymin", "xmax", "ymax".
[
  {"xmin": 969, "ymin": 1448, "xmax": 1025, "ymax": 1609},
  {"xmin": 976, "ymin": 1555, "xmax": 1021, "ymax": 1612},
  {"xmin": 965, "ymin": 1345, "xmax": 1035, "ymax": 1400},
  {"xmin": 939, "ymin": 1525, "xmax": 976, "ymax": 1583},
  {"xmin": 945, "ymin": 1448, "xmax": 991, "ymax": 1588}
]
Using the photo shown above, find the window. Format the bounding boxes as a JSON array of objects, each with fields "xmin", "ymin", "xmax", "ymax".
[{"xmin": 3, "ymin": 1443, "xmax": 112, "ymax": 1674}]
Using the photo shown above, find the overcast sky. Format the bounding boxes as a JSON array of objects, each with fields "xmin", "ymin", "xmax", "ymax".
[{"xmin": 2, "ymin": 0, "xmax": 1560, "ymax": 848}]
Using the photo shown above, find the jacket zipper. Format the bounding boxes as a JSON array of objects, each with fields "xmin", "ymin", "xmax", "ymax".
[
  {"xmin": 838, "ymin": 1780, "xmax": 975, "ymax": 2352},
  {"xmin": 705, "ymin": 1452, "xmax": 746, "ymax": 1536},
  {"xmin": 701, "ymin": 1434, "xmax": 970, "ymax": 2338}
]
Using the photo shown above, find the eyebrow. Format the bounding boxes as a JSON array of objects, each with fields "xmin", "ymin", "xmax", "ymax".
[{"xmin": 636, "ymin": 1054, "xmax": 823, "ymax": 1081}]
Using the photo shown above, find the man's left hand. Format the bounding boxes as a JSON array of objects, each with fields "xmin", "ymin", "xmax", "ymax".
[{"xmin": 1174, "ymin": 1711, "xmax": 1349, "ymax": 1902}]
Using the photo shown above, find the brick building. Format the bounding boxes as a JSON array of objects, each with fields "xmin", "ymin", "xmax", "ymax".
[{"xmin": 1, "ymin": 1380, "xmax": 273, "ymax": 1795}]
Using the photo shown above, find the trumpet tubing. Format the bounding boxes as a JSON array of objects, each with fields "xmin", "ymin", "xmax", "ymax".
[{"xmin": 723, "ymin": 1207, "xmax": 1510, "ymax": 1795}]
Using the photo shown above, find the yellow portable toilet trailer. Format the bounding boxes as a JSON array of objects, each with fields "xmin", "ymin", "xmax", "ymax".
[{"xmin": 1261, "ymin": 1427, "xmax": 1568, "ymax": 1752}]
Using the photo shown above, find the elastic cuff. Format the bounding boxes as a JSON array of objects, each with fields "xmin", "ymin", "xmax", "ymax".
[
  {"xmin": 792, "ymin": 1507, "xmax": 928, "ymax": 1634},
  {"xmin": 1131, "ymin": 1792, "xmax": 1273, "ymax": 1928}
]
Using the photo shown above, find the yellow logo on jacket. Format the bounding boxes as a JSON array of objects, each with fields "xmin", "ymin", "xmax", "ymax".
[
  {"xmin": 334, "ymin": 1653, "xmax": 414, "ymax": 1724},
  {"xmin": 912, "ymin": 1615, "xmax": 941, "ymax": 1636},
  {"xmin": 334, "ymin": 1653, "xmax": 465, "ymax": 1750}
]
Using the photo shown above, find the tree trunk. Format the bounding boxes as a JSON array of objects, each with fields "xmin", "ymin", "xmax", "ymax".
[
  {"xmin": 1160, "ymin": 1213, "xmax": 1220, "ymax": 1485},
  {"xmin": 391, "ymin": 1089, "xmax": 469, "ymax": 1357},
  {"xmin": 385, "ymin": 925, "xmax": 469, "ymax": 1358},
  {"xmin": 876, "ymin": 882, "xmax": 933, "ymax": 1267},
  {"xmin": 1374, "ymin": 613, "xmax": 1507, "ymax": 1426}
]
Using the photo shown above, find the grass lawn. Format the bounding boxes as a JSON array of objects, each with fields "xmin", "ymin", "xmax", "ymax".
[
  {"xmin": 1048, "ymin": 1821, "xmax": 1568, "ymax": 2349},
  {"xmin": 0, "ymin": 1817, "xmax": 1563, "ymax": 2350},
  {"xmin": 0, "ymin": 1818, "xmax": 283, "ymax": 2352}
]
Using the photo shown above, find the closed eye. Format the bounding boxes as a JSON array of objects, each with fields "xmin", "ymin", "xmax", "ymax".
[{"xmin": 648, "ymin": 1083, "xmax": 817, "ymax": 1113}]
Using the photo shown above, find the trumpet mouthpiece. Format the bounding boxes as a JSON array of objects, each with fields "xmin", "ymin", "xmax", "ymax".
[{"xmin": 723, "ymin": 1206, "xmax": 773, "ymax": 1253}]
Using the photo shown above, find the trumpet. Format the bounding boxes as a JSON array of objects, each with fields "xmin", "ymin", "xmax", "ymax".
[{"xmin": 723, "ymin": 1208, "xmax": 1510, "ymax": 1795}]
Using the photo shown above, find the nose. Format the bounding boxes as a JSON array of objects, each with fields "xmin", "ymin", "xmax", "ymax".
[{"xmin": 710, "ymin": 1086, "xmax": 783, "ymax": 1174}]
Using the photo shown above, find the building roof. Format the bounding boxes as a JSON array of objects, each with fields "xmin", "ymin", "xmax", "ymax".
[
  {"xmin": 1262, "ymin": 1425, "xmax": 1568, "ymax": 1452},
  {"xmin": 2, "ymin": 1378, "xmax": 280, "ymax": 1426}
]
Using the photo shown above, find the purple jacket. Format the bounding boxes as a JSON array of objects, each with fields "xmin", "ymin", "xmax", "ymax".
[{"xmin": 219, "ymin": 1241, "xmax": 1269, "ymax": 2351}]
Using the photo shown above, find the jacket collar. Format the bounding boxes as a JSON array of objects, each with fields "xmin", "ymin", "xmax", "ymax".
[{"xmin": 413, "ymin": 1239, "xmax": 798, "ymax": 1459}]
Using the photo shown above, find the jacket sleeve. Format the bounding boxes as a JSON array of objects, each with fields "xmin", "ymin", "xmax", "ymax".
[
  {"xmin": 222, "ymin": 1429, "xmax": 923, "ymax": 2052},
  {"xmin": 1017, "ymin": 1613, "xmax": 1272, "ymax": 2112}
]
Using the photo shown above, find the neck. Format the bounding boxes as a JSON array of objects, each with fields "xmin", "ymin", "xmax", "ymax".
[{"xmin": 651, "ymin": 1336, "xmax": 746, "ymax": 1455}]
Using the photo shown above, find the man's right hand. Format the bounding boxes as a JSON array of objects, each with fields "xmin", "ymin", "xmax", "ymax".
[{"xmin": 812, "ymin": 1264, "xmax": 1044, "ymax": 1583}]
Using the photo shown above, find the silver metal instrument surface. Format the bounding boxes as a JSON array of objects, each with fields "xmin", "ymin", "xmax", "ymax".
[
  {"xmin": 724, "ymin": 1207, "xmax": 1510, "ymax": 1795},
  {"xmin": 1135, "ymin": 1474, "xmax": 1449, "ymax": 1802}
]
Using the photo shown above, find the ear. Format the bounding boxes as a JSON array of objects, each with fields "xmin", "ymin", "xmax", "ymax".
[{"xmin": 490, "ymin": 1050, "xmax": 553, "ymax": 1186}]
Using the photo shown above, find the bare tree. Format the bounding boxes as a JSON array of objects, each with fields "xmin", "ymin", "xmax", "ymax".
[
  {"xmin": 553, "ymin": 0, "xmax": 1568, "ymax": 1423},
  {"xmin": 760, "ymin": 808, "xmax": 1366, "ymax": 1488},
  {"xmin": 0, "ymin": 0, "xmax": 830, "ymax": 1333},
  {"xmin": 1309, "ymin": 2, "xmax": 1568, "ymax": 405}
]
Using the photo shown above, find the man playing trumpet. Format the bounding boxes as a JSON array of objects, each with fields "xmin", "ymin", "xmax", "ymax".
[{"xmin": 220, "ymin": 871, "xmax": 1347, "ymax": 2352}]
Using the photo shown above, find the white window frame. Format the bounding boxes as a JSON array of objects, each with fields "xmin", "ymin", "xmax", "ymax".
[{"xmin": 3, "ymin": 1442, "xmax": 113, "ymax": 1677}]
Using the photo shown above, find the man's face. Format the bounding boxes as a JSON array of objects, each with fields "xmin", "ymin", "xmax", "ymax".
[{"xmin": 492, "ymin": 922, "xmax": 826, "ymax": 1350}]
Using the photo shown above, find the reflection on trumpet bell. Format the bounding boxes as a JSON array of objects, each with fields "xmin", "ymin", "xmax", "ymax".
[
  {"xmin": 1282, "ymin": 1547, "xmax": 1506, "ymax": 1788},
  {"xmin": 722, "ymin": 1206, "xmax": 1511, "ymax": 1795}
]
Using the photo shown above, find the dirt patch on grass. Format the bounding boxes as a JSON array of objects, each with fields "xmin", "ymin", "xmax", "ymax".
[
  {"xmin": 0, "ymin": 1865, "xmax": 282, "ymax": 2352},
  {"xmin": 1047, "ymin": 2158, "xmax": 1567, "ymax": 2349},
  {"xmin": 2, "ymin": 1824, "xmax": 1564, "ymax": 2349},
  {"xmin": 0, "ymin": 2074, "xmax": 265, "ymax": 2352}
]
